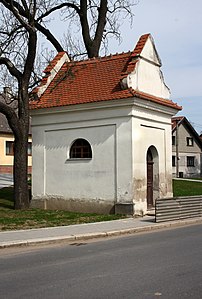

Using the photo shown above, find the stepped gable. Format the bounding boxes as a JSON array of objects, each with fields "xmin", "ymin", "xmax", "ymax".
[
  {"xmin": 132, "ymin": 33, "xmax": 151, "ymax": 57},
  {"xmin": 124, "ymin": 33, "xmax": 150, "ymax": 75}
]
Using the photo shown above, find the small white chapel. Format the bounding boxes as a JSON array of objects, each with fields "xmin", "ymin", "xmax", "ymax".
[{"xmin": 30, "ymin": 34, "xmax": 181, "ymax": 215}]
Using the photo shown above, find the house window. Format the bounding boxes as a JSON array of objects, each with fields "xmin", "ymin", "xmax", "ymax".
[
  {"xmin": 6, "ymin": 141, "xmax": 32, "ymax": 156},
  {"xmin": 6, "ymin": 141, "xmax": 14, "ymax": 155},
  {"xmin": 70, "ymin": 138, "xmax": 92, "ymax": 159},
  {"xmin": 172, "ymin": 136, "xmax": 176, "ymax": 146},
  {"xmin": 172, "ymin": 156, "xmax": 176, "ymax": 167},
  {"xmin": 187, "ymin": 156, "xmax": 195, "ymax": 167},
  {"xmin": 28, "ymin": 142, "xmax": 32, "ymax": 156},
  {"xmin": 186, "ymin": 137, "xmax": 193, "ymax": 146}
]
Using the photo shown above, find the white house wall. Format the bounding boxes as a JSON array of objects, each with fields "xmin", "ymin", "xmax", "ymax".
[
  {"xmin": 31, "ymin": 98, "xmax": 176, "ymax": 215},
  {"xmin": 131, "ymin": 99, "xmax": 173, "ymax": 214},
  {"xmin": 46, "ymin": 125, "xmax": 116, "ymax": 199},
  {"xmin": 172, "ymin": 123, "xmax": 202, "ymax": 177},
  {"xmin": 31, "ymin": 100, "xmax": 133, "ymax": 213}
]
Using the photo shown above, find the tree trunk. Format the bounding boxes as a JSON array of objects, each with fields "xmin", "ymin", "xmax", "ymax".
[
  {"xmin": 87, "ymin": 42, "xmax": 100, "ymax": 58},
  {"xmin": 13, "ymin": 127, "xmax": 29, "ymax": 210}
]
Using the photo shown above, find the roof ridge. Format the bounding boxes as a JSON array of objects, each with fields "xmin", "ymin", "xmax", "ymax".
[
  {"xmin": 172, "ymin": 116, "xmax": 184, "ymax": 119},
  {"xmin": 65, "ymin": 51, "xmax": 132, "ymax": 67}
]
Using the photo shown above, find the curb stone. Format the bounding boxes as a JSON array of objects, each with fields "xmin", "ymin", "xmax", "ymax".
[
  {"xmin": 0, "ymin": 236, "xmax": 76, "ymax": 249},
  {"xmin": 0, "ymin": 217, "xmax": 202, "ymax": 249}
]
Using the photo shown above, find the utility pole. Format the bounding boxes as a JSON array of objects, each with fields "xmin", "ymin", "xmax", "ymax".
[{"xmin": 176, "ymin": 120, "xmax": 179, "ymax": 178}]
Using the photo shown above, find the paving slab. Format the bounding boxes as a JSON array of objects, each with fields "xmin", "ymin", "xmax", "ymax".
[{"xmin": 1, "ymin": 216, "xmax": 202, "ymax": 248}]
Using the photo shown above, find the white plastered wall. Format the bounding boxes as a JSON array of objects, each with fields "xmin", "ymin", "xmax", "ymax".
[
  {"xmin": 31, "ymin": 100, "xmax": 134, "ymax": 213},
  {"xmin": 131, "ymin": 98, "xmax": 174, "ymax": 214},
  {"xmin": 172, "ymin": 124, "xmax": 202, "ymax": 177},
  {"xmin": 31, "ymin": 98, "xmax": 177, "ymax": 215},
  {"xmin": 44, "ymin": 125, "xmax": 116, "ymax": 200},
  {"xmin": 127, "ymin": 36, "xmax": 170, "ymax": 99}
]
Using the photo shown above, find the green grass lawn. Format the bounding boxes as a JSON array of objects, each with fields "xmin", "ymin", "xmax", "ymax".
[
  {"xmin": 173, "ymin": 179, "xmax": 202, "ymax": 197},
  {"xmin": 0, "ymin": 179, "xmax": 202, "ymax": 231},
  {"xmin": 177, "ymin": 177, "xmax": 202, "ymax": 181},
  {"xmin": 0, "ymin": 187, "xmax": 125, "ymax": 231}
]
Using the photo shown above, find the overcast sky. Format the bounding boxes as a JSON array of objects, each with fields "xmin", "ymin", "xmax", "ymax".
[{"xmin": 107, "ymin": 0, "xmax": 202, "ymax": 133}]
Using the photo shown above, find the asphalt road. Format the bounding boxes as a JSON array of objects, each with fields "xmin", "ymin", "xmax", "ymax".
[{"xmin": 0, "ymin": 224, "xmax": 202, "ymax": 299}]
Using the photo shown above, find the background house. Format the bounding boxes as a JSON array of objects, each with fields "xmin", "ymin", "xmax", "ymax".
[
  {"xmin": 172, "ymin": 116, "xmax": 202, "ymax": 178},
  {"xmin": 0, "ymin": 89, "xmax": 32, "ymax": 174},
  {"xmin": 30, "ymin": 34, "xmax": 181, "ymax": 215}
]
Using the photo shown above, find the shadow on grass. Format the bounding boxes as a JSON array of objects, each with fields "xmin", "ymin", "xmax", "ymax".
[
  {"xmin": 0, "ymin": 187, "xmax": 14, "ymax": 210},
  {"xmin": 0, "ymin": 202, "xmax": 14, "ymax": 209}
]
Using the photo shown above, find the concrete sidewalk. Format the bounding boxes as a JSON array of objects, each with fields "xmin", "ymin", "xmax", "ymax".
[{"xmin": 1, "ymin": 216, "xmax": 202, "ymax": 248}]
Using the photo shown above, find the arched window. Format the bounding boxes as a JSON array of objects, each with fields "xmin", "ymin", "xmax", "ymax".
[{"xmin": 70, "ymin": 138, "xmax": 92, "ymax": 159}]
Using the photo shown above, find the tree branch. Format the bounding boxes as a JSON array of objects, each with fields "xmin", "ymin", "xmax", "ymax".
[
  {"xmin": 36, "ymin": 2, "xmax": 80, "ymax": 22},
  {"xmin": 23, "ymin": 30, "xmax": 37, "ymax": 84},
  {"xmin": 0, "ymin": 101, "xmax": 20, "ymax": 136},
  {"xmin": 93, "ymin": 0, "xmax": 107, "ymax": 43},
  {"xmin": 0, "ymin": 57, "xmax": 22, "ymax": 80},
  {"xmin": 79, "ymin": 0, "xmax": 92, "ymax": 56},
  {"xmin": 0, "ymin": 0, "xmax": 34, "ymax": 32},
  {"xmin": 35, "ymin": 22, "xmax": 64, "ymax": 52}
]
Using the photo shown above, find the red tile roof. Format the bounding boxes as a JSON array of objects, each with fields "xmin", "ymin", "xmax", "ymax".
[
  {"xmin": 132, "ymin": 91, "xmax": 181, "ymax": 110},
  {"xmin": 30, "ymin": 34, "xmax": 181, "ymax": 112},
  {"xmin": 131, "ymin": 33, "xmax": 150, "ymax": 57},
  {"xmin": 123, "ymin": 34, "xmax": 150, "ymax": 75}
]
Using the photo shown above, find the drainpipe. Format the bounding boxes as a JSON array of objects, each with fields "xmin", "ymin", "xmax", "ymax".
[{"xmin": 176, "ymin": 120, "xmax": 179, "ymax": 178}]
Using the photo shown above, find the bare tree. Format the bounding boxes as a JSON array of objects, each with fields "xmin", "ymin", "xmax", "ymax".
[
  {"xmin": 0, "ymin": 0, "xmax": 137, "ymax": 209},
  {"xmin": 35, "ymin": 0, "xmax": 137, "ymax": 58},
  {"xmin": 0, "ymin": 0, "xmax": 38, "ymax": 209}
]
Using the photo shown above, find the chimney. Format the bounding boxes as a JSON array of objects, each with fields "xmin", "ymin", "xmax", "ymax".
[{"xmin": 3, "ymin": 87, "xmax": 12, "ymax": 99}]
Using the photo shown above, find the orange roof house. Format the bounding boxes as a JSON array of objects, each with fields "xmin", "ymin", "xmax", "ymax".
[{"xmin": 31, "ymin": 34, "xmax": 181, "ymax": 216}]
